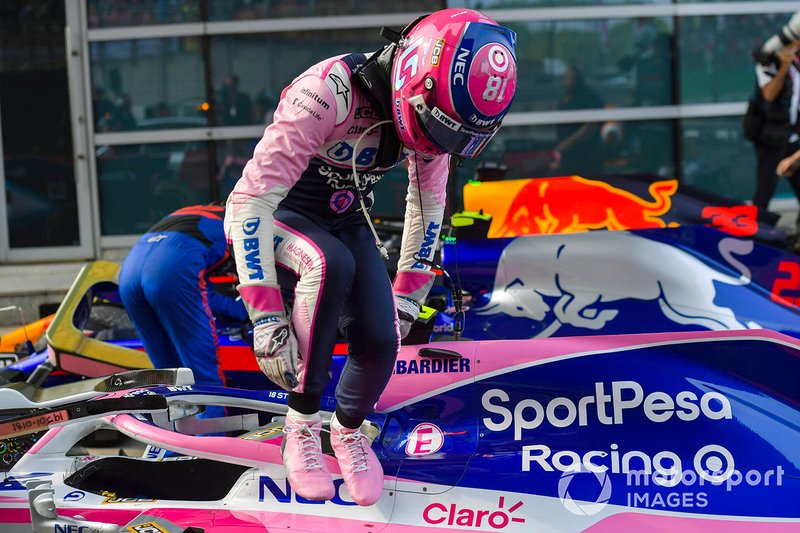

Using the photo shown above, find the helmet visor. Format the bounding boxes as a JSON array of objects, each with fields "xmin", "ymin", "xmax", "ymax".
[{"xmin": 410, "ymin": 95, "xmax": 499, "ymax": 158}]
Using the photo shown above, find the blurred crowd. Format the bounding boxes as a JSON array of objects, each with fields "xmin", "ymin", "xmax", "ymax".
[{"xmin": 86, "ymin": 0, "xmax": 436, "ymax": 28}]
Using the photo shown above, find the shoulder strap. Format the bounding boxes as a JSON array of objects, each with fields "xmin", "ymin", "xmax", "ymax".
[
  {"xmin": 339, "ymin": 52, "xmax": 367, "ymax": 74},
  {"xmin": 350, "ymin": 48, "xmax": 403, "ymax": 168}
]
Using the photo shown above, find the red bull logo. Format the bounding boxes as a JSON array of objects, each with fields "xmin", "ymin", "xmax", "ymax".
[
  {"xmin": 477, "ymin": 232, "xmax": 760, "ymax": 336},
  {"xmin": 463, "ymin": 176, "xmax": 762, "ymax": 240},
  {"xmin": 496, "ymin": 176, "xmax": 678, "ymax": 236},
  {"xmin": 463, "ymin": 176, "xmax": 678, "ymax": 238}
]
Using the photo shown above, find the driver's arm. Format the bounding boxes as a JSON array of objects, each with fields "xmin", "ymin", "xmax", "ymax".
[
  {"xmin": 393, "ymin": 154, "xmax": 451, "ymax": 309},
  {"xmin": 224, "ymin": 74, "xmax": 337, "ymax": 323}
]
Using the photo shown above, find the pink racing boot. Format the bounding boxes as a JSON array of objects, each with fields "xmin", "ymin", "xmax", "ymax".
[
  {"xmin": 281, "ymin": 417, "xmax": 335, "ymax": 501},
  {"xmin": 331, "ymin": 425, "xmax": 384, "ymax": 506}
]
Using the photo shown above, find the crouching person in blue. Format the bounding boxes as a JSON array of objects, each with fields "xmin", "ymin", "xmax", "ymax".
[{"xmin": 119, "ymin": 204, "xmax": 249, "ymax": 418}]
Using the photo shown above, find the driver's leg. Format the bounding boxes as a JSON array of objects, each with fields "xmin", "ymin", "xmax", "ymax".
[
  {"xmin": 331, "ymin": 222, "xmax": 399, "ymax": 506},
  {"xmin": 272, "ymin": 209, "xmax": 356, "ymax": 502}
]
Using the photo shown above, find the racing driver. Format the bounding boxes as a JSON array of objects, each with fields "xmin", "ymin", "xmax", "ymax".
[{"xmin": 224, "ymin": 8, "xmax": 517, "ymax": 505}]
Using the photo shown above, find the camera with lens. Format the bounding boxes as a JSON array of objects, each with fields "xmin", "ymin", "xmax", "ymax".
[{"xmin": 754, "ymin": 11, "xmax": 800, "ymax": 66}]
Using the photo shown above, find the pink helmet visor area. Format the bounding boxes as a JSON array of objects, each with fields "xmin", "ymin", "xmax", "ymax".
[
  {"xmin": 391, "ymin": 9, "xmax": 517, "ymax": 158},
  {"xmin": 408, "ymin": 94, "xmax": 499, "ymax": 158}
]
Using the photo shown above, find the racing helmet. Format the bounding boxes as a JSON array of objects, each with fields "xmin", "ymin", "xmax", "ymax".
[{"xmin": 390, "ymin": 8, "xmax": 517, "ymax": 158}]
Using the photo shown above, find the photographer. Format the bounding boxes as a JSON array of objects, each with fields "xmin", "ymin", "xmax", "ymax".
[{"xmin": 748, "ymin": 14, "xmax": 800, "ymax": 229}]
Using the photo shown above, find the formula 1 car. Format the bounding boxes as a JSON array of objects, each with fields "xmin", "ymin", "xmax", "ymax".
[
  {"xmin": 4, "ymin": 220, "xmax": 800, "ymax": 395},
  {"xmin": 0, "ymin": 178, "xmax": 797, "ymax": 530},
  {"xmin": 0, "ymin": 328, "xmax": 798, "ymax": 531}
]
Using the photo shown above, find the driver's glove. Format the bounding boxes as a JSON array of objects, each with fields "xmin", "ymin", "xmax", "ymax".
[
  {"xmin": 253, "ymin": 314, "xmax": 299, "ymax": 391},
  {"xmin": 395, "ymin": 295, "xmax": 420, "ymax": 340}
]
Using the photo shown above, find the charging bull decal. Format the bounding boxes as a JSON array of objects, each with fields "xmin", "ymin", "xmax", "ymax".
[
  {"xmin": 496, "ymin": 177, "xmax": 678, "ymax": 236},
  {"xmin": 476, "ymin": 232, "xmax": 760, "ymax": 337},
  {"xmin": 461, "ymin": 175, "xmax": 779, "ymax": 243}
]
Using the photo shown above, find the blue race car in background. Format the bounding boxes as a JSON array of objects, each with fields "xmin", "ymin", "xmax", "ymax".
[{"xmin": 434, "ymin": 225, "xmax": 800, "ymax": 341}]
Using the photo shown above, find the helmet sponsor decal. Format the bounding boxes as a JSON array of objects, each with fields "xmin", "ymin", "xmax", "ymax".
[
  {"xmin": 450, "ymin": 22, "xmax": 517, "ymax": 126},
  {"xmin": 394, "ymin": 36, "xmax": 424, "ymax": 91},
  {"xmin": 469, "ymin": 43, "xmax": 514, "ymax": 117},
  {"xmin": 430, "ymin": 38, "xmax": 445, "ymax": 67},
  {"xmin": 431, "ymin": 107, "xmax": 460, "ymax": 131},
  {"xmin": 394, "ymin": 97, "xmax": 406, "ymax": 132},
  {"xmin": 452, "ymin": 46, "xmax": 471, "ymax": 86}
]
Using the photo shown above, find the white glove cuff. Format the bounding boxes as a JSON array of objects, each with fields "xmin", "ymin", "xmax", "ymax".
[
  {"xmin": 253, "ymin": 313, "xmax": 285, "ymax": 327},
  {"xmin": 395, "ymin": 295, "xmax": 420, "ymax": 322}
]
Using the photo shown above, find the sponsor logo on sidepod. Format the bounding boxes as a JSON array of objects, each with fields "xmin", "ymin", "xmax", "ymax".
[
  {"xmin": 423, "ymin": 496, "xmax": 526, "ymax": 529},
  {"xmin": 259, "ymin": 476, "xmax": 356, "ymax": 506},
  {"xmin": 482, "ymin": 381, "xmax": 732, "ymax": 438},
  {"xmin": 406, "ymin": 423, "xmax": 444, "ymax": 456}
]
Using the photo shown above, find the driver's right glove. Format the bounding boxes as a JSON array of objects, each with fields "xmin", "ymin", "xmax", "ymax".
[
  {"xmin": 253, "ymin": 314, "xmax": 299, "ymax": 391},
  {"xmin": 395, "ymin": 295, "xmax": 420, "ymax": 340}
]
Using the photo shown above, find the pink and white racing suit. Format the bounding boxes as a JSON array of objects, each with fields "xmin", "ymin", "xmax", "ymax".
[{"xmin": 225, "ymin": 52, "xmax": 449, "ymax": 418}]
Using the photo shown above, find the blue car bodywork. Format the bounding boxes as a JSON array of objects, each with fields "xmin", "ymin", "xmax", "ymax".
[{"xmin": 435, "ymin": 225, "xmax": 800, "ymax": 340}]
